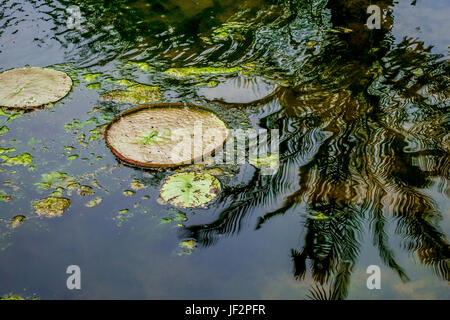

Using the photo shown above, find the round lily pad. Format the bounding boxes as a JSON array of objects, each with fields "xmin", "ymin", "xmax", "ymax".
[
  {"xmin": 104, "ymin": 103, "xmax": 230, "ymax": 168},
  {"xmin": 0, "ymin": 67, "xmax": 72, "ymax": 109},
  {"xmin": 160, "ymin": 172, "xmax": 221, "ymax": 208}
]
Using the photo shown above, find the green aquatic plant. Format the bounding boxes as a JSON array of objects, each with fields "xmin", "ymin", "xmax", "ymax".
[
  {"xmin": 77, "ymin": 185, "xmax": 95, "ymax": 196},
  {"xmin": 0, "ymin": 67, "xmax": 72, "ymax": 109},
  {"xmin": 138, "ymin": 130, "xmax": 171, "ymax": 146},
  {"xmin": 100, "ymin": 84, "xmax": 161, "ymax": 104},
  {"xmin": 159, "ymin": 172, "xmax": 221, "ymax": 208},
  {"xmin": 10, "ymin": 215, "xmax": 26, "ymax": 229},
  {"xmin": 0, "ymin": 153, "xmax": 33, "ymax": 166},
  {"xmin": 130, "ymin": 179, "xmax": 147, "ymax": 190},
  {"xmin": 85, "ymin": 197, "xmax": 102, "ymax": 208},
  {"xmin": 164, "ymin": 66, "xmax": 242, "ymax": 78},
  {"xmin": 248, "ymin": 153, "xmax": 279, "ymax": 170},
  {"xmin": 0, "ymin": 126, "xmax": 8, "ymax": 135},
  {"xmin": 33, "ymin": 197, "xmax": 70, "ymax": 218},
  {"xmin": 34, "ymin": 171, "xmax": 75, "ymax": 190},
  {"xmin": 83, "ymin": 73, "xmax": 102, "ymax": 83},
  {"xmin": 160, "ymin": 210, "xmax": 187, "ymax": 225},
  {"xmin": 0, "ymin": 294, "xmax": 24, "ymax": 300}
]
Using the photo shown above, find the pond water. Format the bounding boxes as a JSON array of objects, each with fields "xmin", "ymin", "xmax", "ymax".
[{"xmin": 0, "ymin": 0, "xmax": 449, "ymax": 299}]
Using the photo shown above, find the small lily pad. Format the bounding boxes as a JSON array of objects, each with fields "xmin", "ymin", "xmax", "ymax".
[
  {"xmin": 160, "ymin": 172, "xmax": 221, "ymax": 208},
  {"xmin": 0, "ymin": 67, "xmax": 72, "ymax": 109}
]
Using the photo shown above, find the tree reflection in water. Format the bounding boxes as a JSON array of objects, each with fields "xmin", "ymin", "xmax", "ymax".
[{"xmin": 180, "ymin": 0, "xmax": 449, "ymax": 299}]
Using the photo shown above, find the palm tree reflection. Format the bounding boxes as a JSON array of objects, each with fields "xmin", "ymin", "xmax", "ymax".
[{"xmin": 181, "ymin": 0, "xmax": 449, "ymax": 299}]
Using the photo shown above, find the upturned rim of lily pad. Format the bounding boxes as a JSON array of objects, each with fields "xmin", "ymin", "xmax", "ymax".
[
  {"xmin": 0, "ymin": 67, "xmax": 72, "ymax": 109},
  {"xmin": 104, "ymin": 102, "xmax": 230, "ymax": 168}
]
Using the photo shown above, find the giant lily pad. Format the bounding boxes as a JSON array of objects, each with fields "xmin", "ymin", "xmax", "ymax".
[
  {"xmin": 159, "ymin": 172, "xmax": 221, "ymax": 208},
  {"xmin": 104, "ymin": 103, "xmax": 230, "ymax": 168},
  {"xmin": 0, "ymin": 67, "xmax": 72, "ymax": 108}
]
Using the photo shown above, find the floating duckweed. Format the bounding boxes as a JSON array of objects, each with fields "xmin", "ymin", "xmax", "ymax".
[
  {"xmin": 11, "ymin": 215, "xmax": 26, "ymax": 229},
  {"xmin": 67, "ymin": 182, "xmax": 80, "ymax": 190},
  {"xmin": 0, "ymin": 192, "xmax": 13, "ymax": 202},
  {"xmin": 248, "ymin": 153, "xmax": 279, "ymax": 169},
  {"xmin": 33, "ymin": 197, "xmax": 70, "ymax": 218},
  {"xmin": 0, "ymin": 147, "xmax": 15, "ymax": 154},
  {"xmin": 83, "ymin": 73, "xmax": 102, "ymax": 83},
  {"xmin": 0, "ymin": 153, "xmax": 33, "ymax": 166},
  {"xmin": 119, "ymin": 209, "xmax": 129, "ymax": 214},
  {"xmin": 115, "ymin": 79, "xmax": 136, "ymax": 86},
  {"xmin": 86, "ymin": 83, "xmax": 101, "ymax": 90},
  {"xmin": 0, "ymin": 67, "xmax": 72, "ymax": 109},
  {"xmin": 88, "ymin": 125, "xmax": 107, "ymax": 141},
  {"xmin": 50, "ymin": 187, "xmax": 64, "ymax": 197},
  {"xmin": 34, "ymin": 171, "xmax": 75, "ymax": 190},
  {"xmin": 125, "ymin": 61, "xmax": 152, "ymax": 71},
  {"xmin": 122, "ymin": 190, "xmax": 135, "ymax": 196},
  {"xmin": 180, "ymin": 240, "xmax": 196, "ymax": 249},
  {"xmin": 85, "ymin": 197, "xmax": 102, "ymax": 207},
  {"xmin": 0, "ymin": 294, "xmax": 25, "ymax": 300},
  {"xmin": 67, "ymin": 154, "xmax": 79, "ymax": 161},
  {"xmin": 130, "ymin": 180, "xmax": 146, "ymax": 190},
  {"xmin": 160, "ymin": 211, "xmax": 187, "ymax": 225},
  {"xmin": 0, "ymin": 126, "xmax": 8, "ymax": 135},
  {"xmin": 100, "ymin": 84, "xmax": 161, "ymax": 104},
  {"xmin": 164, "ymin": 66, "xmax": 242, "ymax": 78},
  {"xmin": 160, "ymin": 172, "xmax": 221, "ymax": 208},
  {"xmin": 78, "ymin": 185, "xmax": 95, "ymax": 196}
]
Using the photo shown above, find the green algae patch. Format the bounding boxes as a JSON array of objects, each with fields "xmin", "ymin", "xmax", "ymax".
[
  {"xmin": 130, "ymin": 179, "xmax": 146, "ymax": 190},
  {"xmin": 0, "ymin": 153, "xmax": 33, "ymax": 166},
  {"xmin": 160, "ymin": 210, "xmax": 187, "ymax": 225},
  {"xmin": 105, "ymin": 103, "xmax": 229, "ymax": 168},
  {"xmin": 122, "ymin": 190, "xmax": 135, "ymax": 196},
  {"xmin": 77, "ymin": 185, "xmax": 95, "ymax": 196},
  {"xmin": 0, "ymin": 147, "xmax": 15, "ymax": 154},
  {"xmin": 160, "ymin": 172, "xmax": 220, "ymax": 208},
  {"xmin": 11, "ymin": 215, "xmax": 26, "ymax": 229},
  {"xmin": 125, "ymin": 61, "xmax": 152, "ymax": 72},
  {"xmin": 83, "ymin": 73, "xmax": 102, "ymax": 83},
  {"xmin": 86, "ymin": 82, "xmax": 101, "ymax": 90},
  {"xmin": 34, "ymin": 171, "xmax": 75, "ymax": 190},
  {"xmin": 248, "ymin": 153, "xmax": 279, "ymax": 170},
  {"xmin": 0, "ymin": 67, "xmax": 72, "ymax": 109},
  {"xmin": 1, "ymin": 294, "xmax": 25, "ymax": 300},
  {"xmin": 164, "ymin": 66, "xmax": 242, "ymax": 78},
  {"xmin": 85, "ymin": 197, "xmax": 102, "ymax": 208},
  {"xmin": 0, "ymin": 126, "xmax": 8, "ymax": 135},
  {"xmin": 100, "ymin": 84, "xmax": 161, "ymax": 104},
  {"xmin": 33, "ymin": 197, "xmax": 70, "ymax": 218}
]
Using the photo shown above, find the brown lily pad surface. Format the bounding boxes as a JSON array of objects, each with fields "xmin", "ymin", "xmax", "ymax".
[
  {"xmin": 0, "ymin": 67, "xmax": 72, "ymax": 109},
  {"xmin": 104, "ymin": 103, "xmax": 230, "ymax": 168}
]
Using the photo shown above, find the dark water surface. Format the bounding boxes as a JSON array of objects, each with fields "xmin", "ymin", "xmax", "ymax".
[{"xmin": 0, "ymin": 0, "xmax": 449, "ymax": 299}]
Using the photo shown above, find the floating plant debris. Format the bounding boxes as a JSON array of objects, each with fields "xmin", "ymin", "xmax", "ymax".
[
  {"xmin": 11, "ymin": 215, "xmax": 26, "ymax": 229},
  {"xmin": 104, "ymin": 103, "xmax": 229, "ymax": 168},
  {"xmin": 0, "ymin": 67, "xmax": 72, "ymax": 109},
  {"xmin": 33, "ymin": 197, "xmax": 70, "ymax": 218},
  {"xmin": 159, "ymin": 172, "xmax": 221, "ymax": 208},
  {"xmin": 100, "ymin": 84, "xmax": 161, "ymax": 104}
]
